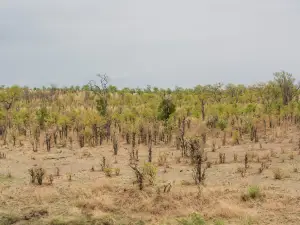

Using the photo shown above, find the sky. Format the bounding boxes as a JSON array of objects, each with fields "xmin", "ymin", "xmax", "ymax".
[{"xmin": 1, "ymin": 0, "xmax": 300, "ymax": 88}]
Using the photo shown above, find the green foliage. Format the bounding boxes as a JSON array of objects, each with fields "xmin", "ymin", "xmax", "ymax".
[
  {"xmin": 247, "ymin": 185, "xmax": 260, "ymax": 199},
  {"xmin": 96, "ymin": 97, "xmax": 108, "ymax": 117},
  {"xmin": 142, "ymin": 162, "xmax": 157, "ymax": 185},
  {"xmin": 104, "ymin": 168, "xmax": 113, "ymax": 177},
  {"xmin": 0, "ymin": 85, "xmax": 22, "ymax": 110},
  {"xmin": 217, "ymin": 119, "xmax": 227, "ymax": 131},
  {"xmin": 158, "ymin": 96, "xmax": 176, "ymax": 121},
  {"xmin": 214, "ymin": 219, "xmax": 225, "ymax": 225},
  {"xmin": 241, "ymin": 185, "xmax": 262, "ymax": 201},
  {"xmin": 36, "ymin": 106, "xmax": 49, "ymax": 129},
  {"xmin": 0, "ymin": 213, "xmax": 21, "ymax": 225},
  {"xmin": 177, "ymin": 213, "xmax": 206, "ymax": 225}
]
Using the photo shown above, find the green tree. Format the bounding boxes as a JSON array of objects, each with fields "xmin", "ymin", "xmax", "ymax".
[
  {"xmin": 158, "ymin": 96, "xmax": 176, "ymax": 121},
  {"xmin": 274, "ymin": 71, "xmax": 297, "ymax": 105}
]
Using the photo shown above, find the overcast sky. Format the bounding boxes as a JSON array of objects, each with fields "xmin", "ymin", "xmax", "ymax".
[{"xmin": 1, "ymin": 1, "xmax": 300, "ymax": 88}]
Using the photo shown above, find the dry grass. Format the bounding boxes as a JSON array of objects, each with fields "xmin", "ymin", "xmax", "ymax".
[{"xmin": 1, "ymin": 128, "xmax": 300, "ymax": 225}]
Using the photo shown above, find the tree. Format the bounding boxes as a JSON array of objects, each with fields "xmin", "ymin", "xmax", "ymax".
[
  {"xmin": 89, "ymin": 73, "xmax": 109, "ymax": 117},
  {"xmin": 274, "ymin": 71, "xmax": 296, "ymax": 105},
  {"xmin": 0, "ymin": 86, "xmax": 22, "ymax": 144},
  {"xmin": 158, "ymin": 95, "xmax": 176, "ymax": 121}
]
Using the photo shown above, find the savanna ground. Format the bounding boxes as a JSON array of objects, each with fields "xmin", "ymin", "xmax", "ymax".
[
  {"xmin": 1, "ymin": 125, "xmax": 300, "ymax": 225},
  {"xmin": 1, "ymin": 72, "xmax": 300, "ymax": 225}
]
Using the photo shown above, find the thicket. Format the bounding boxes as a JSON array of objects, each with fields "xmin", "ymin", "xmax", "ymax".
[{"xmin": 0, "ymin": 71, "xmax": 299, "ymax": 161}]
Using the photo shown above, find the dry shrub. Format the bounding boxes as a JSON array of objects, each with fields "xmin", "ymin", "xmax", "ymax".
[
  {"xmin": 210, "ymin": 201, "xmax": 247, "ymax": 219},
  {"xmin": 261, "ymin": 153, "xmax": 270, "ymax": 161},
  {"xmin": 28, "ymin": 167, "xmax": 45, "ymax": 185},
  {"xmin": 273, "ymin": 168, "xmax": 284, "ymax": 180},
  {"xmin": 34, "ymin": 167, "xmax": 45, "ymax": 185},
  {"xmin": 104, "ymin": 168, "xmax": 113, "ymax": 177},
  {"xmin": 219, "ymin": 153, "xmax": 225, "ymax": 164},
  {"xmin": 158, "ymin": 153, "xmax": 167, "ymax": 166},
  {"xmin": 270, "ymin": 150, "xmax": 277, "ymax": 157},
  {"xmin": 181, "ymin": 180, "xmax": 193, "ymax": 186},
  {"xmin": 175, "ymin": 156, "xmax": 181, "ymax": 164},
  {"xmin": 233, "ymin": 153, "xmax": 238, "ymax": 162},
  {"xmin": 258, "ymin": 162, "xmax": 267, "ymax": 174},
  {"xmin": 247, "ymin": 152, "xmax": 258, "ymax": 162},
  {"xmin": 212, "ymin": 139, "xmax": 216, "ymax": 152},
  {"xmin": 6, "ymin": 170, "xmax": 12, "ymax": 178},
  {"xmin": 0, "ymin": 152, "xmax": 6, "ymax": 159},
  {"xmin": 206, "ymin": 161, "xmax": 212, "ymax": 168},
  {"xmin": 90, "ymin": 166, "xmax": 95, "ymax": 172},
  {"xmin": 28, "ymin": 168, "xmax": 35, "ymax": 183},
  {"xmin": 47, "ymin": 174, "xmax": 53, "ymax": 185},
  {"xmin": 143, "ymin": 162, "xmax": 157, "ymax": 185},
  {"xmin": 67, "ymin": 173, "xmax": 72, "ymax": 181},
  {"xmin": 237, "ymin": 167, "xmax": 246, "ymax": 177},
  {"xmin": 289, "ymin": 153, "xmax": 294, "ymax": 160},
  {"xmin": 55, "ymin": 167, "xmax": 60, "ymax": 176},
  {"xmin": 115, "ymin": 168, "xmax": 120, "ymax": 176},
  {"xmin": 76, "ymin": 199, "xmax": 117, "ymax": 214}
]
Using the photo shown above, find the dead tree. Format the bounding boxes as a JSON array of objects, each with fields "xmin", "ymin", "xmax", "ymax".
[
  {"xmin": 148, "ymin": 133, "xmax": 152, "ymax": 162},
  {"xmin": 45, "ymin": 133, "xmax": 51, "ymax": 152},
  {"xmin": 130, "ymin": 164, "xmax": 144, "ymax": 190}
]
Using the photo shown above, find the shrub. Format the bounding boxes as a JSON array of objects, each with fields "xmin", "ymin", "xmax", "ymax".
[
  {"xmin": 0, "ymin": 152, "xmax": 6, "ymax": 159},
  {"xmin": 233, "ymin": 153, "xmax": 238, "ymax": 162},
  {"xmin": 55, "ymin": 167, "xmax": 60, "ymax": 176},
  {"xmin": 115, "ymin": 168, "xmax": 120, "ymax": 176},
  {"xmin": 35, "ymin": 167, "xmax": 45, "ymax": 185},
  {"xmin": 177, "ymin": 213, "xmax": 206, "ymax": 225},
  {"xmin": 206, "ymin": 161, "xmax": 212, "ymax": 168},
  {"xmin": 241, "ymin": 185, "xmax": 261, "ymax": 201},
  {"xmin": 67, "ymin": 173, "xmax": 72, "ymax": 181},
  {"xmin": 48, "ymin": 174, "xmax": 54, "ymax": 185},
  {"xmin": 219, "ymin": 153, "xmax": 225, "ymax": 164},
  {"xmin": 258, "ymin": 162, "xmax": 266, "ymax": 174},
  {"xmin": 273, "ymin": 168, "xmax": 284, "ymax": 180},
  {"xmin": 237, "ymin": 167, "xmax": 246, "ymax": 177},
  {"xmin": 214, "ymin": 219, "xmax": 225, "ymax": 225},
  {"xmin": 104, "ymin": 168, "xmax": 113, "ymax": 177},
  {"xmin": 175, "ymin": 156, "xmax": 181, "ymax": 164},
  {"xmin": 28, "ymin": 168, "xmax": 36, "ymax": 183},
  {"xmin": 158, "ymin": 153, "xmax": 167, "ymax": 166},
  {"xmin": 143, "ymin": 162, "xmax": 157, "ymax": 185},
  {"xmin": 248, "ymin": 185, "xmax": 260, "ymax": 199}
]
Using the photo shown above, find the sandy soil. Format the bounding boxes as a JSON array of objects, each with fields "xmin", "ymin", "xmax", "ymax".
[{"xmin": 1, "ymin": 127, "xmax": 300, "ymax": 225}]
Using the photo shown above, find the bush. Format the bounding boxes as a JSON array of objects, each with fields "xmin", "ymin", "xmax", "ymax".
[
  {"xmin": 273, "ymin": 168, "xmax": 284, "ymax": 180},
  {"xmin": 241, "ymin": 185, "xmax": 262, "ymax": 201},
  {"xmin": 248, "ymin": 185, "xmax": 260, "ymax": 199},
  {"xmin": 115, "ymin": 168, "xmax": 120, "ymax": 176},
  {"xmin": 28, "ymin": 168, "xmax": 35, "ymax": 183},
  {"xmin": 177, "ymin": 213, "xmax": 206, "ymax": 225},
  {"xmin": 35, "ymin": 167, "xmax": 45, "ymax": 185},
  {"xmin": 158, "ymin": 153, "xmax": 167, "ymax": 166},
  {"xmin": 104, "ymin": 168, "xmax": 113, "ymax": 177},
  {"xmin": 214, "ymin": 219, "xmax": 225, "ymax": 225},
  {"xmin": 28, "ymin": 167, "xmax": 45, "ymax": 185},
  {"xmin": 143, "ymin": 162, "xmax": 157, "ymax": 185}
]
